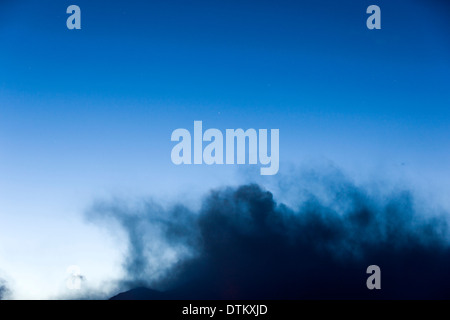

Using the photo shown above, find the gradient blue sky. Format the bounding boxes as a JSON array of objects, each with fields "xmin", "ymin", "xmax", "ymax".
[{"xmin": 0, "ymin": 0, "xmax": 449, "ymax": 298}]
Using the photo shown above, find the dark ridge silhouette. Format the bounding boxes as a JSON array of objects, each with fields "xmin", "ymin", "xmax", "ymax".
[
  {"xmin": 110, "ymin": 287, "xmax": 168, "ymax": 300},
  {"xmin": 91, "ymin": 172, "xmax": 450, "ymax": 300}
]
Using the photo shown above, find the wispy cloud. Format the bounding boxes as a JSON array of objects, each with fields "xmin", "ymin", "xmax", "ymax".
[{"xmin": 0, "ymin": 278, "xmax": 11, "ymax": 300}]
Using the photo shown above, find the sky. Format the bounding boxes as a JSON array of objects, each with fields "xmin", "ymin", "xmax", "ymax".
[{"xmin": 0, "ymin": 0, "xmax": 449, "ymax": 299}]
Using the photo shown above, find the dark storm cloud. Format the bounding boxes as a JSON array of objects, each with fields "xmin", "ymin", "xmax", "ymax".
[
  {"xmin": 89, "ymin": 171, "xmax": 450, "ymax": 299},
  {"xmin": 179, "ymin": 184, "xmax": 450, "ymax": 299}
]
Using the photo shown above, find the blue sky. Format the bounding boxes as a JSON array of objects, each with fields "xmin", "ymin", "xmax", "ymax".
[{"xmin": 0, "ymin": 0, "xmax": 449, "ymax": 298}]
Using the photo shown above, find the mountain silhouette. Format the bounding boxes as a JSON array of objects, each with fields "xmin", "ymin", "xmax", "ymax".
[
  {"xmin": 110, "ymin": 287, "xmax": 169, "ymax": 300},
  {"xmin": 109, "ymin": 283, "xmax": 223, "ymax": 300}
]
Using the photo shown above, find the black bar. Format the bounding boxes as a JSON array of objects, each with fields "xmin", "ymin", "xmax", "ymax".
[{"xmin": 0, "ymin": 300, "xmax": 448, "ymax": 318}]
